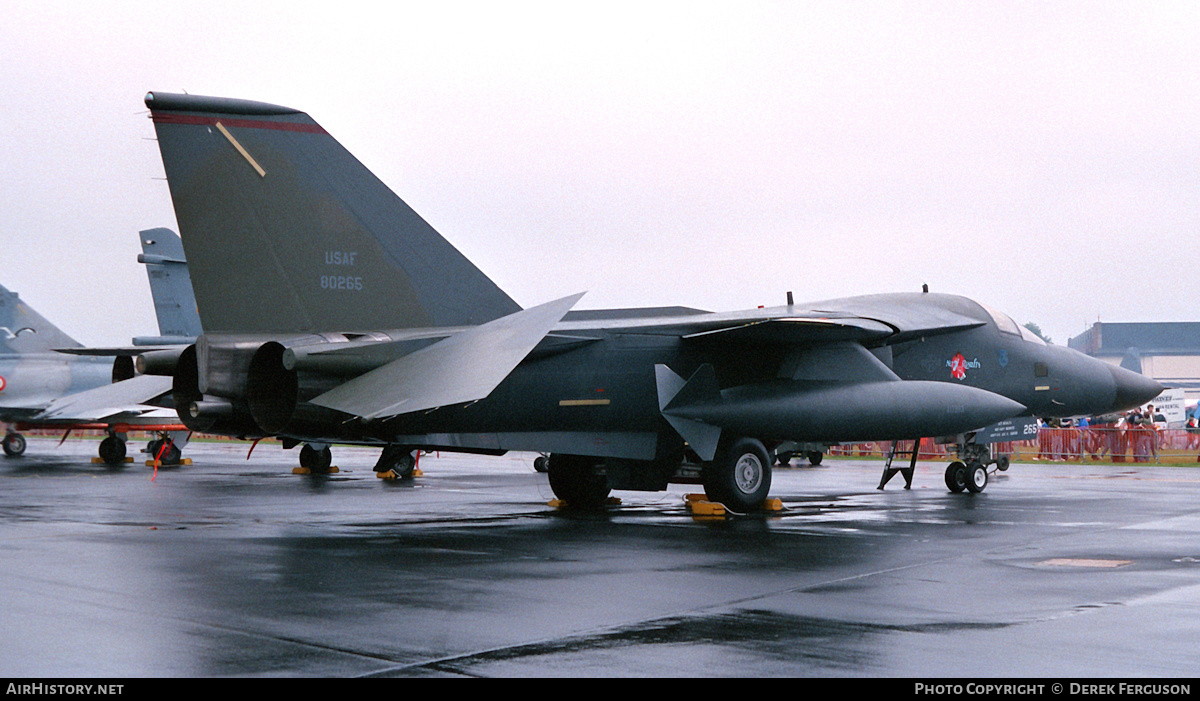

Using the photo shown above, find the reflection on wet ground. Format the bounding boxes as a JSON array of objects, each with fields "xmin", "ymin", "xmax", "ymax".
[{"xmin": 3, "ymin": 437, "xmax": 1199, "ymax": 677}]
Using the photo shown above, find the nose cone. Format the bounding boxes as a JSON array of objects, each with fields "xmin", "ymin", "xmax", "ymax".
[{"xmin": 1107, "ymin": 364, "xmax": 1164, "ymax": 413}]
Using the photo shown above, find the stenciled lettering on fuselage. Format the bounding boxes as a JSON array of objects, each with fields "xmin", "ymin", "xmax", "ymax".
[
  {"xmin": 320, "ymin": 251, "xmax": 363, "ymax": 291},
  {"xmin": 947, "ymin": 353, "xmax": 981, "ymax": 380}
]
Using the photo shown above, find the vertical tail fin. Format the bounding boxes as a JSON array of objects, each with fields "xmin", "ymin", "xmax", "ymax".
[
  {"xmin": 1120, "ymin": 347, "xmax": 1143, "ymax": 374},
  {"xmin": 137, "ymin": 227, "xmax": 202, "ymax": 341},
  {"xmin": 0, "ymin": 284, "xmax": 79, "ymax": 355},
  {"xmin": 145, "ymin": 91, "xmax": 520, "ymax": 335}
]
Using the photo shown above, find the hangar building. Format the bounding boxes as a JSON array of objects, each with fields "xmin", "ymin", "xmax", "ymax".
[{"xmin": 1068, "ymin": 322, "xmax": 1200, "ymax": 402}]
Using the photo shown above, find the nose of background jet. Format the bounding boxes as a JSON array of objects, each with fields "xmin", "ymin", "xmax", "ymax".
[{"xmin": 1107, "ymin": 364, "xmax": 1164, "ymax": 413}]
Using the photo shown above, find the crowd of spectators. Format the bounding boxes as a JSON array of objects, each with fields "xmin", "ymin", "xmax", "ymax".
[{"xmin": 825, "ymin": 405, "xmax": 1200, "ymax": 464}]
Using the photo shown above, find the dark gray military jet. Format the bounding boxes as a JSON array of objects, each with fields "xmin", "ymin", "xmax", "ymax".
[{"xmin": 141, "ymin": 91, "xmax": 1162, "ymax": 510}]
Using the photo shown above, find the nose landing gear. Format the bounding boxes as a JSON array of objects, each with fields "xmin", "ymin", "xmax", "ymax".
[
  {"xmin": 879, "ymin": 434, "xmax": 1009, "ymax": 494},
  {"xmin": 944, "ymin": 437, "xmax": 1007, "ymax": 493}
]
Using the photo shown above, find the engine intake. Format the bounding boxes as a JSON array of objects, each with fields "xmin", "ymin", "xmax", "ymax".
[{"xmin": 112, "ymin": 355, "xmax": 135, "ymax": 383}]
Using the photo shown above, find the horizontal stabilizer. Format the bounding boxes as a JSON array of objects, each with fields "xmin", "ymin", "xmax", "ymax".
[
  {"xmin": 35, "ymin": 374, "xmax": 174, "ymax": 422},
  {"xmin": 56, "ymin": 344, "xmax": 186, "ymax": 357},
  {"xmin": 312, "ymin": 293, "xmax": 584, "ymax": 419}
]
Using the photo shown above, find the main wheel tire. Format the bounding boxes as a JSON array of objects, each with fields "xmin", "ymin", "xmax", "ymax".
[
  {"xmin": 547, "ymin": 454, "xmax": 611, "ymax": 508},
  {"xmin": 99, "ymin": 436, "xmax": 127, "ymax": 467},
  {"xmin": 703, "ymin": 437, "xmax": 772, "ymax": 511},
  {"xmin": 945, "ymin": 461, "xmax": 967, "ymax": 493},
  {"xmin": 807, "ymin": 451, "xmax": 824, "ymax": 465},
  {"xmin": 148, "ymin": 438, "xmax": 181, "ymax": 464},
  {"xmin": 160, "ymin": 441, "xmax": 182, "ymax": 465},
  {"xmin": 3, "ymin": 433, "xmax": 27, "ymax": 457},
  {"xmin": 299, "ymin": 444, "xmax": 333, "ymax": 473},
  {"xmin": 375, "ymin": 446, "xmax": 416, "ymax": 477},
  {"xmin": 965, "ymin": 462, "xmax": 988, "ymax": 493},
  {"xmin": 393, "ymin": 452, "xmax": 416, "ymax": 478}
]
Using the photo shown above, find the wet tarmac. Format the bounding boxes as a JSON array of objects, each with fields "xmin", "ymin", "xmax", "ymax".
[{"xmin": 3, "ymin": 436, "xmax": 1200, "ymax": 678}]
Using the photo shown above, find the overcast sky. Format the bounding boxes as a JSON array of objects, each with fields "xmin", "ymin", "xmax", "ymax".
[{"xmin": 1, "ymin": 1, "xmax": 1196, "ymax": 347}]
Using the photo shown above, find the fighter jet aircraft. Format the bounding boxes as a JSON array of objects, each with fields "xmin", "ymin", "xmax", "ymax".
[
  {"xmin": 1, "ymin": 228, "xmax": 200, "ymax": 464},
  {"xmin": 141, "ymin": 91, "xmax": 1162, "ymax": 509},
  {"xmin": 0, "ymin": 283, "xmax": 114, "ymax": 456}
]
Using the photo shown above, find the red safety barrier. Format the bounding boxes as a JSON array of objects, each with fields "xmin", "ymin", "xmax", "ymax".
[
  {"xmin": 1025, "ymin": 425, "xmax": 1173, "ymax": 462},
  {"xmin": 822, "ymin": 427, "xmax": 1200, "ymax": 464},
  {"xmin": 830, "ymin": 438, "xmax": 949, "ymax": 459}
]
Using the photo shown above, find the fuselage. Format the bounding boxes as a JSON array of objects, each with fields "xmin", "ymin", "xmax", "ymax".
[
  {"xmin": 251, "ymin": 292, "xmax": 1159, "ymax": 460},
  {"xmin": 142, "ymin": 92, "xmax": 1163, "ymax": 471},
  {"xmin": 0, "ymin": 353, "xmax": 113, "ymax": 421}
]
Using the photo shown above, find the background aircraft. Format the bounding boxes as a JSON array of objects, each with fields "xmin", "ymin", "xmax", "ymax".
[
  {"xmin": 0, "ymin": 283, "xmax": 112, "ymax": 456},
  {"xmin": 134, "ymin": 226, "xmax": 202, "ymax": 347},
  {"xmin": 1, "ymin": 229, "xmax": 200, "ymax": 464},
  {"xmin": 141, "ymin": 91, "xmax": 1162, "ymax": 509}
]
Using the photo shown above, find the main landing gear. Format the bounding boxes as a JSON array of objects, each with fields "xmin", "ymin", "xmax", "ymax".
[
  {"xmin": 776, "ymin": 449, "xmax": 824, "ymax": 466},
  {"xmin": 102, "ymin": 431, "xmax": 189, "ymax": 468},
  {"xmin": 145, "ymin": 433, "xmax": 186, "ymax": 465},
  {"xmin": 2, "ymin": 429, "xmax": 188, "ymax": 467},
  {"xmin": 546, "ymin": 454, "xmax": 612, "ymax": 509},
  {"xmin": 291, "ymin": 443, "xmax": 423, "ymax": 478},
  {"xmin": 544, "ymin": 435, "xmax": 776, "ymax": 513},
  {"xmin": 702, "ymin": 437, "xmax": 772, "ymax": 512},
  {"xmin": 98, "ymin": 432, "xmax": 128, "ymax": 466},
  {"xmin": 375, "ymin": 445, "xmax": 419, "ymax": 478},
  {"xmin": 2, "ymin": 431, "xmax": 26, "ymax": 457},
  {"xmin": 297, "ymin": 443, "xmax": 334, "ymax": 473}
]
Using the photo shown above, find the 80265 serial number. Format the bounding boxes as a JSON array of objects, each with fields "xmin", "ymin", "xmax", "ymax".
[{"xmin": 320, "ymin": 275, "xmax": 363, "ymax": 291}]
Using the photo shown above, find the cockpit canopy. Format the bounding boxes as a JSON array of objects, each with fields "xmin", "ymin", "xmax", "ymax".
[{"xmin": 978, "ymin": 302, "xmax": 1046, "ymax": 345}]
